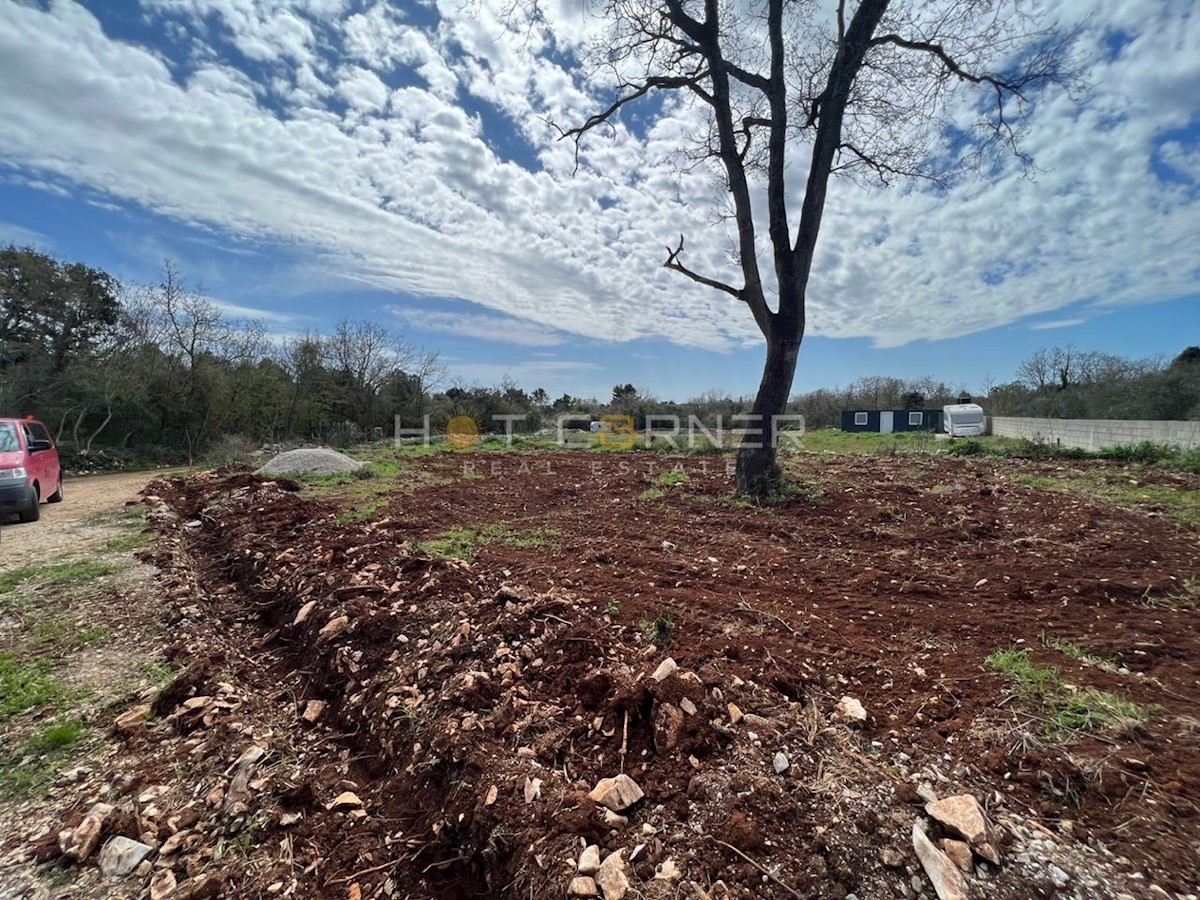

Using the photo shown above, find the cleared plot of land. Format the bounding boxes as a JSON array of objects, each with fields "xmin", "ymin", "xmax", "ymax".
[{"xmin": 3, "ymin": 449, "xmax": 1198, "ymax": 899}]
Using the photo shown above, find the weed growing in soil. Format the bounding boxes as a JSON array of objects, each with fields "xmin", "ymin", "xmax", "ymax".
[
  {"xmin": 28, "ymin": 620, "xmax": 110, "ymax": 652},
  {"xmin": 0, "ymin": 654, "xmax": 68, "ymax": 721},
  {"xmin": 653, "ymin": 469, "xmax": 690, "ymax": 486},
  {"xmin": 414, "ymin": 524, "xmax": 558, "ymax": 561},
  {"xmin": 639, "ymin": 611, "xmax": 675, "ymax": 644},
  {"xmin": 100, "ymin": 529, "xmax": 153, "ymax": 553},
  {"xmin": 638, "ymin": 487, "xmax": 667, "ymax": 501},
  {"xmin": 987, "ymin": 647, "xmax": 1155, "ymax": 738},
  {"xmin": 1138, "ymin": 577, "xmax": 1200, "ymax": 608},
  {"xmin": 0, "ymin": 717, "xmax": 87, "ymax": 800},
  {"xmin": 1040, "ymin": 633, "xmax": 1117, "ymax": 669}
]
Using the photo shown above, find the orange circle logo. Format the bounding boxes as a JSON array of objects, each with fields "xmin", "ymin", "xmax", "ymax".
[{"xmin": 446, "ymin": 415, "xmax": 480, "ymax": 446}]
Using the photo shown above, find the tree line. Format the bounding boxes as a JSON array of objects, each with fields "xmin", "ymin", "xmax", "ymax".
[{"xmin": 3, "ymin": 246, "xmax": 1196, "ymax": 469}]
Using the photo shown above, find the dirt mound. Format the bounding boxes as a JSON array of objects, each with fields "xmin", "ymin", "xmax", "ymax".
[{"xmin": 256, "ymin": 447, "xmax": 363, "ymax": 476}]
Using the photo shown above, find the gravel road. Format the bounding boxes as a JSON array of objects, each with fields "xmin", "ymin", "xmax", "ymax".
[{"xmin": 0, "ymin": 471, "xmax": 158, "ymax": 567}]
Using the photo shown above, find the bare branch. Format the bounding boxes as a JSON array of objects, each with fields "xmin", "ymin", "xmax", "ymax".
[{"xmin": 663, "ymin": 234, "xmax": 741, "ymax": 299}]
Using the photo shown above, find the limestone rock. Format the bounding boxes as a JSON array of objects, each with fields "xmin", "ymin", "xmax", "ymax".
[
  {"xmin": 98, "ymin": 836, "xmax": 154, "ymax": 880},
  {"xmin": 653, "ymin": 702, "xmax": 685, "ymax": 751},
  {"xmin": 651, "ymin": 658, "xmax": 678, "ymax": 682},
  {"xmin": 588, "ymin": 774, "xmax": 644, "ymax": 812},
  {"xmin": 569, "ymin": 875, "xmax": 598, "ymax": 896},
  {"xmin": 115, "ymin": 704, "xmax": 152, "ymax": 733},
  {"xmin": 834, "ymin": 696, "xmax": 867, "ymax": 723},
  {"xmin": 773, "ymin": 752, "xmax": 789, "ymax": 774},
  {"xmin": 941, "ymin": 839, "xmax": 974, "ymax": 873},
  {"xmin": 326, "ymin": 791, "xmax": 363, "ymax": 811},
  {"xmin": 301, "ymin": 699, "xmax": 326, "ymax": 723},
  {"xmin": 912, "ymin": 822, "xmax": 968, "ymax": 900},
  {"xmin": 150, "ymin": 869, "xmax": 177, "ymax": 900},
  {"xmin": 578, "ymin": 844, "xmax": 601, "ymax": 875},
  {"xmin": 596, "ymin": 850, "xmax": 630, "ymax": 900},
  {"xmin": 727, "ymin": 703, "xmax": 743, "ymax": 725},
  {"xmin": 925, "ymin": 794, "xmax": 1000, "ymax": 863},
  {"xmin": 58, "ymin": 802, "xmax": 114, "ymax": 862}
]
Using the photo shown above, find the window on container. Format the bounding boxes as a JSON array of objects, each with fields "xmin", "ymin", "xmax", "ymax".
[
  {"xmin": 908, "ymin": 412, "xmax": 923, "ymax": 425},
  {"xmin": 854, "ymin": 412, "xmax": 868, "ymax": 426}
]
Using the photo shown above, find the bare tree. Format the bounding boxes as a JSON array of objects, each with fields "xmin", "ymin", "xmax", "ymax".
[{"xmin": 545, "ymin": 0, "xmax": 1080, "ymax": 494}]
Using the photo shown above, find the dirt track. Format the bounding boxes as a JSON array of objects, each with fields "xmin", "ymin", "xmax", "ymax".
[{"xmin": 0, "ymin": 471, "xmax": 156, "ymax": 567}]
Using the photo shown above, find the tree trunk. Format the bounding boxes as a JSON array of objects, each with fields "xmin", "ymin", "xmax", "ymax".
[{"xmin": 735, "ymin": 332, "xmax": 801, "ymax": 495}]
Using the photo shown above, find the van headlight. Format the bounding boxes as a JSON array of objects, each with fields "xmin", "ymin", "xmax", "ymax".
[{"xmin": 0, "ymin": 467, "xmax": 27, "ymax": 480}]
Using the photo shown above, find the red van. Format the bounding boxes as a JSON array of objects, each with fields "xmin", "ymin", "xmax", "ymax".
[{"xmin": 0, "ymin": 417, "xmax": 63, "ymax": 523}]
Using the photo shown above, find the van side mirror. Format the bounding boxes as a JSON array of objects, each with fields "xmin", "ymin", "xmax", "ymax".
[{"xmin": 27, "ymin": 439, "xmax": 52, "ymax": 452}]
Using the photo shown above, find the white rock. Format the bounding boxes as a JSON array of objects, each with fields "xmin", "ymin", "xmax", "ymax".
[
  {"xmin": 651, "ymin": 658, "xmax": 678, "ymax": 681},
  {"xmin": 834, "ymin": 696, "xmax": 867, "ymax": 722},
  {"xmin": 98, "ymin": 836, "xmax": 153, "ymax": 880},
  {"xmin": 773, "ymin": 752, "xmax": 790, "ymax": 774},
  {"xmin": 596, "ymin": 850, "xmax": 630, "ymax": 900},
  {"xmin": 925, "ymin": 794, "xmax": 1000, "ymax": 863},
  {"xmin": 588, "ymin": 774, "xmax": 644, "ymax": 812},
  {"xmin": 578, "ymin": 844, "xmax": 601, "ymax": 875},
  {"xmin": 524, "ymin": 777, "xmax": 542, "ymax": 804},
  {"xmin": 326, "ymin": 791, "xmax": 363, "ymax": 811},
  {"xmin": 568, "ymin": 875, "xmax": 598, "ymax": 896},
  {"xmin": 911, "ymin": 822, "xmax": 968, "ymax": 900},
  {"xmin": 59, "ymin": 802, "xmax": 114, "ymax": 862}
]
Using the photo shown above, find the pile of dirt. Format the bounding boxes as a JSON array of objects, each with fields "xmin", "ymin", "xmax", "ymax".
[
  {"xmin": 21, "ymin": 454, "xmax": 1200, "ymax": 899},
  {"xmin": 256, "ymin": 448, "xmax": 363, "ymax": 476}
]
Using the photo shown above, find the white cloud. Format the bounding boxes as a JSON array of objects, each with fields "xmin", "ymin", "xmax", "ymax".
[
  {"xmin": 1030, "ymin": 318, "xmax": 1086, "ymax": 331},
  {"xmin": 0, "ymin": 0, "xmax": 1195, "ymax": 355},
  {"xmin": 386, "ymin": 305, "xmax": 570, "ymax": 347}
]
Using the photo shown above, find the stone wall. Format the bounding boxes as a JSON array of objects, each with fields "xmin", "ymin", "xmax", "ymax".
[{"xmin": 990, "ymin": 417, "xmax": 1200, "ymax": 451}]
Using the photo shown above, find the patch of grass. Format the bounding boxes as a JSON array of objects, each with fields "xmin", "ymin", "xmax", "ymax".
[
  {"xmin": 100, "ymin": 529, "xmax": 153, "ymax": 553},
  {"xmin": 0, "ymin": 653, "xmax": 68, "ymax": 721},
  {"xmin": 1138, "ymin": 577, "xmax": 1200, "ymax": 608},
  {"xmin": 28, "ymin": 620, "xmax": 110, "ymax": 651},
  {"xmin": 638, "ymin": 487, "xmax": 667, "ymax": 501},
  {"xmin": 336, "ymin": 496, "xmax": 389, "ymax": 524},
  {"xmin": 1015, "ymin": 471, "xmax": 1200, "ymax": 525},
  {"xmin": 139, "ymin": 660, "xmax": 176, "ymax": 686},
  {"xmin": 652, "ymin": 469, "xmax": 690, "ymax": 486},
  {"xmin": 82, "ymin": 505, "xmax": 148, "ymax": 527},
  {"xmin": 0, "ymin": 718, "xmax": 87, "ymax": 800},
  {"xmin": 413, "ymin": 523, "xmax": 558, "ymax": 561},
  {"xmin": 1040, "ymin": 633, "xmax": 1117, "ymax": 669},
  {"xmin": 986, "ymin": 646, "xmax": 1155, "ymax": 739},
  {"xmin": 0, "ymin": 559, "xmax": 124, "ymax": 596}
]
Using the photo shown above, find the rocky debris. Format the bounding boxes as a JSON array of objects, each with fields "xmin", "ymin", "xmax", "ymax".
[
  {"xmin": 98, "ymin": 835, "xmax": 153, "ymax": 880},
  {"xmin": 596, "ymin": 850, "xmax": 631, "ymax": 900},
  {"xmin": 880, "ymin": 846, "xmax": 905, "ymax": 868},
  {"xmin": 603, "ymin": 809, "xmax": 629, "ymax": 829},
  {"xmin": 578, "ymin": 844, "xmax": 601, "ymax": 875},
  {"xmin": 569, "ymin": 875, "xmax": 599, "ymax": 896},
  {"xmin": 524, "ymin": 777, "xmax": 543, "ymax": 804},
  {"xmin": 941, "ymin": 838, "xmax": 974, "ymax": 873},
  {"xmin": 58, "ymin": 802, "xmax": 114, "ymax": 861},
  {"xmin": 222, "ymin": 744, "xmax": 267, "ymax": 820},
  {"xmin": 588, "ymin": 775, "xmax": 644, "ymax": 812},
  {"xmin": 726, "ymin": 702, "xmax": 744, "ymax": 725},
  {"xmin": 834, "ymin": 696, "xmax": 867, "ymax": 722},
  {"xmin": 326, "ymin": 791, "xmax": 363, "ymax": 811},
  {"xmin": 150, "ymin": 869, "xmax": 177, "ymax": 900},
  {"xmin": 926, "ymin": 794, "xmax": 1001, "ymax": 864},
  {"xmin": 256, "ymin": 447, "xmax": 363, "ymax": 476},
  {"xmin": 651, "ymin": 657, "xmax": 678, "ymax": 681},
  {"xmin": 773, "ymin": 752, "xmax": 790, "ymax": 774},
  {"xmin": 912, "ymin": 821, "xmax": 969, "ymax": 900},
  {"xmin": 301, "ymin": 699, "xmax": 326, "ymax": 723},
  {"xmin": 114, "ymin": 703, "xmax": 152, "ymax": 733},
  {"xmin": 653, "ymin": 702, "xmax": 685, "ymax": 751}
]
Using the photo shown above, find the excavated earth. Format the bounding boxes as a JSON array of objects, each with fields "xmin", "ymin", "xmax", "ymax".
[{"xmin": 19, "ymin": 449, "xmax": 1200, "ymax": 899}]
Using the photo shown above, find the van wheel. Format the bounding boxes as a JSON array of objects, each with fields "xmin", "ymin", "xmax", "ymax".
[
  {"xmin": 47, "ymin": 477, "xmax": 63, "ymax": 503},
  {"xmin": 19, "ymin": 495, "xmax": 40, "ymax": 523}
]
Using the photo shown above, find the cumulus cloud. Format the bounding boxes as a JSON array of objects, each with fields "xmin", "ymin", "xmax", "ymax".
[{"xmin": 0, "ymin": 0, "xmax": 1195, "ymax": 353}]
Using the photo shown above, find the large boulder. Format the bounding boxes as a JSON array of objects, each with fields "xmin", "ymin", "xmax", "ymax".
[{"xmin": 256, "ymin": 448, "xmax": 363, "ymax": 477}]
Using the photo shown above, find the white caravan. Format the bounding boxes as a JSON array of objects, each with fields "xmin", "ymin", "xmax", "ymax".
[{"xmin": 943, "ymin": 403, "xmax": 986, "ymax": 437}]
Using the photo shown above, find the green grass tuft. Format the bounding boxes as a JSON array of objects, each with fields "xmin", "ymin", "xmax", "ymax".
[
  {"xmin": 413, "ymin": 523, "xmax": 558, "ymax": 560},
  {"xmin": 0, "ymin": 653, "xmax": 67, "ymax": 721},
  {"xmin": 0, "ymin": 559, "xmax": 124, "ymax": 596}
]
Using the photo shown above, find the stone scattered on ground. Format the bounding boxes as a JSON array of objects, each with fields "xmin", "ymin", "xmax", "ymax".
[
  {"xmin": 912, "ymin": 821, "xmax": 969, "ymax": 900},
  {"xmin": 588, "ymin": 775, "xmax": 644, "ymax": 812},
  {"xmin": 98, "ymin": 835, "xmax": 153, "ymax": 880},
  {"xmin": 834, "ymin": 695, "xmax": 868, "ymax": 722},
  {"xmin": 926, "ymin": 794, "xmax": 1001, "ymax": 864}
]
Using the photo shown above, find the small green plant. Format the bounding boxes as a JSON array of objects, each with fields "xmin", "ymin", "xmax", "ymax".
[
  {"xmin": 139, "ymin": 660, "xmax": 175, "ymax": 686},
  {"xmin": 639, "ymin": 611, "xmax": 675, "ymax": 644},
  {"xmin": 1138, "ymin": 577, "xmax": 1200, "ymax": 608},
  {"xmin": 413, "ymin": 523, "xmax": 558, "ymax": 560},
  {"xmin": 985, "ymin": 647, "xmax": 1062, "ymax": 698},
  {"xmin": 638, "ymin": 487, "xmax": 667, "ymax": 501},
  {"xmin": 653, "ymin": 469, "xmax": 690, "ymax": 486},
  {"xmin": 100, "ymin": 529, "xmax": 153, "ymax": 553},
  {"xmin": 603, "ymin": 598, "xmax": 619, "ymax": 615}
]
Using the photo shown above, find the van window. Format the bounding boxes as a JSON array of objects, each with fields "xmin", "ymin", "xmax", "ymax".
[
  {"xmin": 854, "ymin": 412, "xmax": 868, "ymax": 426},
  {"xmin": 0, "ymin": 423, "xmax": 17, "ymax": 452}
]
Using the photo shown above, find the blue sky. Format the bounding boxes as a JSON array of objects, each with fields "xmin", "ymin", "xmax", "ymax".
[{"xmin": 1, "ymin": 0, "xmax": 1198, "ymax": 402}]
